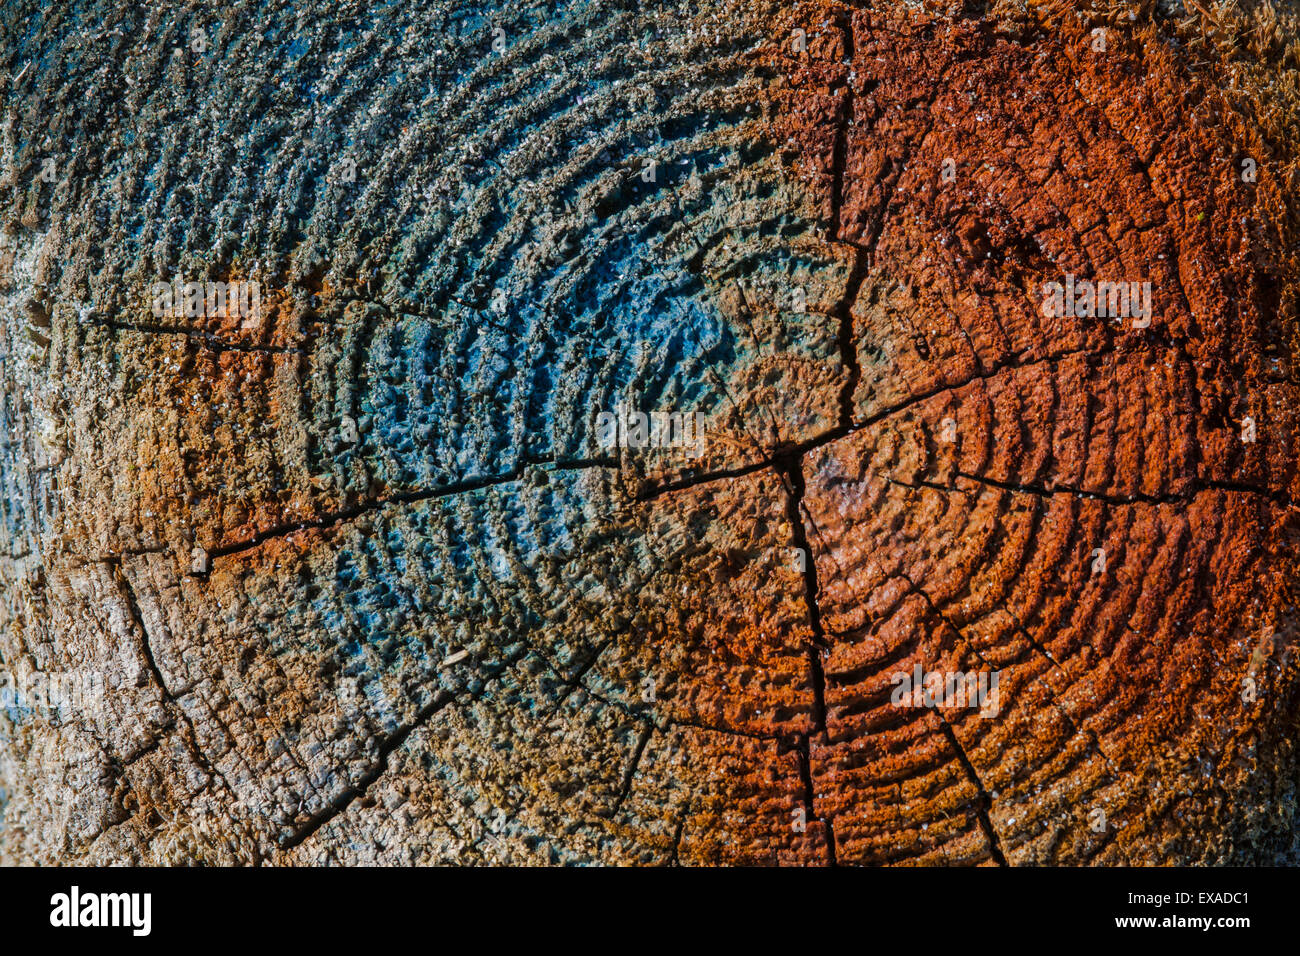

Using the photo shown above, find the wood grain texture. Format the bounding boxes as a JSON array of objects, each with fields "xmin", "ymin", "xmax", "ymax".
[{"xmin": 0, "ymin": 0, "xmax": 1298, "ymax": 865}]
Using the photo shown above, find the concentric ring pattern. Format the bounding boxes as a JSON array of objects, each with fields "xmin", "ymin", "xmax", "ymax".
[{"xmin": 0, "ymin": 0, "xmax": 1298, "ymax": 865}]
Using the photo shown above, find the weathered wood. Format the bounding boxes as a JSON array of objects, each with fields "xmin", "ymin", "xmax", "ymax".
[{"xmin": 0, "ymin": 0, "xmax": 1298, "ymax": 865}]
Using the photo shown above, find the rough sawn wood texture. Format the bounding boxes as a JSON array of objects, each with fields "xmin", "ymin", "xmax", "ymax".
[{"xmin": 1, "ymin": 0, "xmax": 1299, "ymax": 865}]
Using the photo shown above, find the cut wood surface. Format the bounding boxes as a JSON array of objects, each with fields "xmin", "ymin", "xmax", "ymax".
[{"xmin": 1, "ymin": 0, "xmax": 1298, "ymax": 865}]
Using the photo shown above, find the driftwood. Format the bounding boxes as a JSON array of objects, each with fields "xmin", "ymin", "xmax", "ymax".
[{"xmin": 1, "ymin": 0, "xmax": 1298, "ymax": 865}]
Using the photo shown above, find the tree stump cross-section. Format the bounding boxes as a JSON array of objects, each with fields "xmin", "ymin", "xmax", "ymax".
[{"xmin": 0, "ymin": 0, "xmax": 1298, "ymax": 865}]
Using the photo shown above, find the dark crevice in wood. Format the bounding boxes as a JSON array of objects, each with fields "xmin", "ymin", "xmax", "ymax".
[
  {"xmin": 107, "ymin": 559, "xmax": 249, "ymax": 857},
  {"xmin": 937, "ymin": 718, "xmax": 1008, "ymax": 866},
  {"xmin": 208, "ymin": 455, "xmax": 617, "ymax": 561},
  {"xmin": 278, "ymin": 688, "xmax": 459, "ymax": 851},
  {"xmin": 779, "ymin": 446, "xmax": 836, "ymax": 865},
  {"xmin": 610, "ymin": 723, "xmax": 654, "ymax": 818}
]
